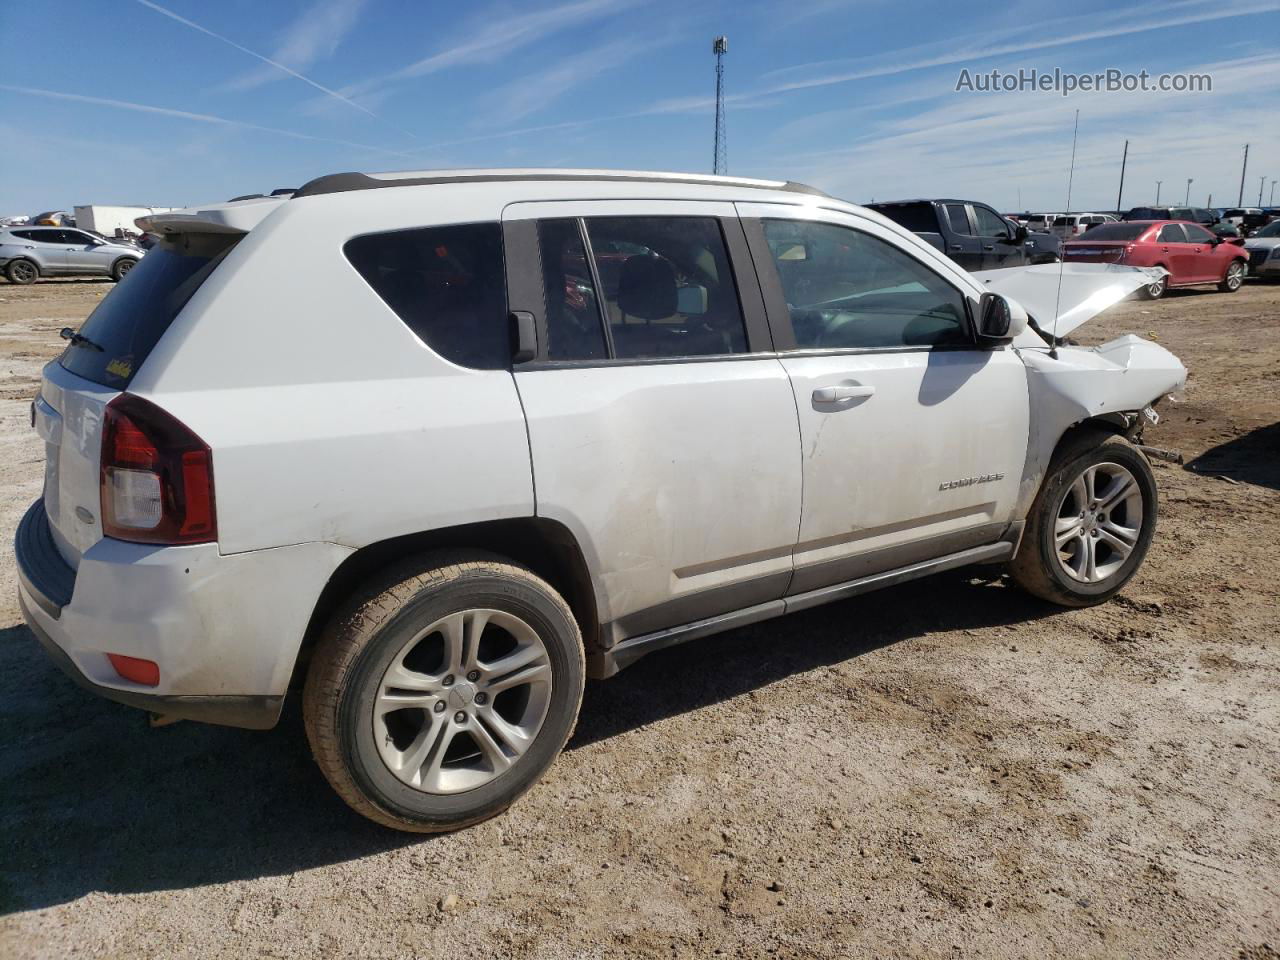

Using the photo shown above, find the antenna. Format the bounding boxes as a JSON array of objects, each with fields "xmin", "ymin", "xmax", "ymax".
[
  {"xmin": 712, "ymin": 36, "xmax": 728, "ymax": 175},
  {"xmin": 1050, "ymin": 109, "xmax": 1079, "ymax": 359}
]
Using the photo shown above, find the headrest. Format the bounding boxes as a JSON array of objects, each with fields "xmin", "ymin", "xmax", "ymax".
[{"xmin": 617, "ymin": 254, "xmax": 677, "ymax": 320}]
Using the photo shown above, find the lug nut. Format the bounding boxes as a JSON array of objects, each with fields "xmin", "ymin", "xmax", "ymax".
[
  {"xmin": 467, "ymin": 670, "xmax": 480, "ymax": 682},
  {"xmin": 454, "ymin": 711, "xmax": 467, "ymax": 724},
  {"xmin": 442, "ymin": 675, "xmax": 454, "ymax": 687},
  {"xmin": 433, "ymin": 701, "xmax": 446, "ymax": 713},
  {"xmin": 474, "ymin": 692, "xmax": 487, "ymax": 705}
]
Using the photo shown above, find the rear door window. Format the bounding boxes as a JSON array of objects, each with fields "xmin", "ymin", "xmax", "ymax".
[
  {"xmin": 344, "ymin": 222, "xmax": 509, "ymax": 369},
  {"xmin": 583, "ymin": 217, "xmax": 749, "ymax": 360},
  {"xmin": 59, "ymin": 233, "xmax": 239, "ymax": 387},
  {"xmin": 944, "ymin": 204, "xmax": 971, "ymax": 235},
  {"xmin": 1158, "ymin": 224, "xmax": 1187, "ymax": 243}
]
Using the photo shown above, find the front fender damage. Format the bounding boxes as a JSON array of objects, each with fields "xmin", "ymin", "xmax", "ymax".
[{"xmin": 1015, "ymin": 335, "xmax": 1187, "ymax": 514}]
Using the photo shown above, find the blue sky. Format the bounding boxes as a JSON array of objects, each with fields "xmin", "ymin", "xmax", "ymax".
[{"xmin": 2, "ymin": 0, "xmax": 1278, "ymax": 214}]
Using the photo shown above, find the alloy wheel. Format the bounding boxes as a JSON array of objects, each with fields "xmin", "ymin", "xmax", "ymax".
[
  {"xmin": 372, "ymin": 608, "xmax": 552, "ymax": 794},
  {"xmin": 1052, "ymin": 462, "xmax": 1144, "ymax": 583},
  {"xmin": 1225, "ymin": 262, "xmax": 1243, "ymax": 290}
]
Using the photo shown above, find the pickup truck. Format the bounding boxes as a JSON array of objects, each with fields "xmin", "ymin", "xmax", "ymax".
[{"xmin": 866, "ymin": 198, "xmax": 1057, "ymax": 271}]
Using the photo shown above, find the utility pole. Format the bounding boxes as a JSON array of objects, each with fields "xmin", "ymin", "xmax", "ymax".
[
  {"xmin": 1185, "ymin": 178, "xmax": 1193, "ymax": 205},
  {"xmin": 1238, "ymin": 143, "xmax": 1249, "ymax": 206},
  {"xmin": 1261, "ymin": 174, "xmax": 1267, "ymax": 206},
  {"xmin": 712, "ymin": 36, "xmax": 728, "ymax": 176},
  {"xmin": 1271, "ymin": 179, "xmax": 1277, "ymax": 206},
  {"xmin": 1116, "ymin": 139, "xmax": 1128, "ymax": 213},
  {"xmin": 1155, "ymin": 180, "xmax": 1162, "ymax": 204}
]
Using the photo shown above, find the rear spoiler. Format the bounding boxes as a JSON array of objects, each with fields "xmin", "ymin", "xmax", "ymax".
[{"xmin": 135, "ymin": 196, "xmax": 285, "ymax": 236}]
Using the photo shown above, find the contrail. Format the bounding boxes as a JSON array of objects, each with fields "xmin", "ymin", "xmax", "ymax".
[
  {"xmin": 132, "ymin": 0, "xmax": 404, "ymax": 132},
  {"xmin": 0, "ymin": 84, "xmax": 413, "ymax": 157}
]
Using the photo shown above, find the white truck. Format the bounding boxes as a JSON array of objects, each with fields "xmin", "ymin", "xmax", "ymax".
[{"xmin": 73, "ymin": 205, "xmax": 175, "ymax": 238}]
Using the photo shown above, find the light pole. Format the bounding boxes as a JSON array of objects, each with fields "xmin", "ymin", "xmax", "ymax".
[
  {"xmin": 1185, "ymin": 178, "xmax": 1193, "ymax": 205},
  {"xmin": 1156, "ymin": 180, "xmax": 1163, "ymax": 204},
  {"xmin": 1271, "ymin": 179, "xmax": 1277, "ymax": 206},
  {"xmin": 1261, "ymin": 174, "xmax": 1268, "ymax": 206}
]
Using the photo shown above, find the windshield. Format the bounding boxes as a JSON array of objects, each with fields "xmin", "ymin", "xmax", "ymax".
[
  {"xmin": 1255, "ymin": 221, "xmax": 1280, "ymax": 238},
  {"xmin": 1075, "ymin": 223, "xmax": 1148, "ymax": 241},
  {"xmin": 58, "ymin": 233, "xmax": 239, "ymax": 387}
]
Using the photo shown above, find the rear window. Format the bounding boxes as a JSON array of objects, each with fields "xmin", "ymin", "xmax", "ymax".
[
  {"xmin": 58, "ymin": 234, "xmax": 238, "ymax": 387},
  {"xmin": 866, "ymin": 202, "xmax": 938, "ymax": 233},
  {"xmin": 1053, "ymin": 216, "xmax": 1072, "ymax": 226},
  {"xmin": 1081, "ymin": 223, "xmax": 1147, "ymax": 241},
  {"xmin": 343, "ymin": 222, "xmax": 509, "ymax": 369}
]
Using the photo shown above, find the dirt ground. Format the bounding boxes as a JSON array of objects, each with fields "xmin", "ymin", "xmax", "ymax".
[{"xmin": 0, "ymin": 277, "xmax": 1276, "ymax": 960}]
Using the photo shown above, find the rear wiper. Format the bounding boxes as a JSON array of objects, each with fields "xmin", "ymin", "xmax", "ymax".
[{"xmin": 59, "ymin": 327, "xmax": 104, "ymax": 352}]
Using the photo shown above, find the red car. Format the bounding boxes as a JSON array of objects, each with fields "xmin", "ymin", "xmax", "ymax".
[{"xmin": 1061, "ymin": 219, "xmax": 1248, "ymax": 299}]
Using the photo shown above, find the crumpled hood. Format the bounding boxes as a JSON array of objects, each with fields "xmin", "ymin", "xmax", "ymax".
[{"xmin": 971, "ymin": 262, "xmax": 1166, "ymax": 338}]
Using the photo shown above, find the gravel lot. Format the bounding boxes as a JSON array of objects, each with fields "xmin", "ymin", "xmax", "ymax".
[{"xmin": 1, "ymin": 277, "xmax": 1277, "ymax": 959}]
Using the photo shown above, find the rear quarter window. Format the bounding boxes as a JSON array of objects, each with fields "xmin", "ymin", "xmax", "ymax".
[
  {"xmin": 343, "ymin": 222, "xmax": 509, "ymax": 370},
  {"xmin": 58, "ymin": 233, "xmax": 238, "ymax": 388}
]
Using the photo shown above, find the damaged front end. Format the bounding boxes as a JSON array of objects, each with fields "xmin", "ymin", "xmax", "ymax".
[{"xmin": 974, "ymin": 262, "xmax": 1188, "ymax": 513}]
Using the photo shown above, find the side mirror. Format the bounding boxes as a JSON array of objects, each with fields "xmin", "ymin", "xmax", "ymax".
[
  {"xmin": 1014, "ymin": 224, "xmax": 1028, "ymax": 242},
  {"xmin": 977, "ymin": 292, "xmax": 1028, "ymax": 343},
  {"xmin": 1208, "ymin": 236, "xmax": 1223, "ymax": 246}
]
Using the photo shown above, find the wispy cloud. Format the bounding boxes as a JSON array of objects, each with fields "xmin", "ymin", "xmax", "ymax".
[
  {"xmin": 0, "ymin": 84, "xmax": 412, "ymax": 157},
  {"xmin": 332, "ymin": 0, "xmax": 637, "ymax": 107},
  {"xmin": 477, "ymin": 36, "xmax": 665, "ymax": 125},
  {"xmin": 224, "ymin": 0, "xmax": 370, "ymax": 92},
  {"xmin": 757, "ymin": 0, "xmax": 1279, "ymax": 96},
  {"xmin": 132, "ymin": 0, "xmax": 383, "ymax": 123}
]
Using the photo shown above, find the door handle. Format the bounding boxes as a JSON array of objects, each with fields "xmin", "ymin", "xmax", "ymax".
[
  {"xmin": 813, "ymin": 384, "xmax": 875, "ymax": 404},
  {"xmin": 983, "ymin": 244, "xmax": 995, "ymax": 251}
]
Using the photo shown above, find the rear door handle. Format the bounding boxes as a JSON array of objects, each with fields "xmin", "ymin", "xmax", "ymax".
[
  {"xmin": 983, "ymin": 244, "xmax": 995, "ymax": 251},
  {"xmin": 813, "ymin": 384, "xmax": 875, "ymax": 404}
]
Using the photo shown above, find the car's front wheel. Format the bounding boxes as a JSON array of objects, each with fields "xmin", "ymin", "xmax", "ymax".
[
  {"xmin": 1009, "ymin": 430, "xmax": 1158, "ymax": 607},
  {"xmin": 303, "ymin": 551, "xmax": 584, "ymax": 832},
  {"xmin": 1218, "ymin": 259, "xmax": 1245, "ymax": 292}
]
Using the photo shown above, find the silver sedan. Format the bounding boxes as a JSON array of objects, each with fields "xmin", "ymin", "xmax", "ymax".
[{"xmin": 0, "ymin": 226, "xmax": 145, "ymax": 284}]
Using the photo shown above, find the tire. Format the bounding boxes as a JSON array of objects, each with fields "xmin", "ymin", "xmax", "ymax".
[
  {"xmin": 1009, "ymin": 430, "xmax": 1158, "ymax": 607},
  {"xmin": 303, "ymin": 550, "xmax": 585, "ymax": 832},
  {"xmin": 1137, "ymin": 273, "xmax": 1167, "ymax": 300},
  {"xmin": 111, "ymin": 257, "xmax": 137, "ymax": 282},
  {"xmin": 1217, "ymin": 259, "xmax": 1245, "ymax": 293},
  {"xmin": 5, "ymin": 258, "xmax": 38, "ymax": 284}
]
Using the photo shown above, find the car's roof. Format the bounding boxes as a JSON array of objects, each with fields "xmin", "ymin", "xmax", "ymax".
[{"xmin": 292, "ymin": 168, "xmax": 832, "ymax": 200}]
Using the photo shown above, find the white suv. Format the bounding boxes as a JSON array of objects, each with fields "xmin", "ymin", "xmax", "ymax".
[{"xmin": 16, "ymin": 170, "xmax": 1186, "ymax": 832}]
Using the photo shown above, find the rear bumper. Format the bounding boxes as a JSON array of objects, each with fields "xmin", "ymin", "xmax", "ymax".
[
  {"xmin": 15, "ymin": 498, "xmax": 352, "ymax": 729},
  {"xmin": 20, "ymin": 591, "xmax": 281, "ymax": 729}
]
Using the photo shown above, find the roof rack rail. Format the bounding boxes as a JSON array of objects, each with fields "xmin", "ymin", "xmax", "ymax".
[{"xmin": 291, "ymin": 169, "xmax": 831, "ymax": 200}]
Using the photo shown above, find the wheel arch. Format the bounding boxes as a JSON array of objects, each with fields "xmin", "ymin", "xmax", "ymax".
[{"xmin": 293, "ymin": 517, "xmax": 600, "ymax": 686}]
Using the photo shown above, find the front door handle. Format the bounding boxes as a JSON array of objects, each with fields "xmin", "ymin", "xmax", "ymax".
[
  {"xmin": 813, "ymin": 384, "xmax": 876, "ymax": 404},
  {"xmin": 983, "ymin": 244, "xmax": 995, "ymax": 251}
]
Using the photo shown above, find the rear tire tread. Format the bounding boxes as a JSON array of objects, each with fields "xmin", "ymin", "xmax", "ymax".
[{"xmin": 303, "ymin": 550, "xmax": 583, "ymax": 833}]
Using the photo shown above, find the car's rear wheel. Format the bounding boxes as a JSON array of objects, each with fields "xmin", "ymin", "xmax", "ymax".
[
  {"xmin": 1009, "ymin": 430, "xmax": 1158, "ymax": 607},
  {"xmin": 1138, "ymin": 273, "xmax": 1168, "ymax": 300},
  {"xmin": 1218, "ymin": 259, "xmax": 1245, "ymax": 292},
  {"xmin": 111, "ymin": 257, "xmax": 137, "ymax": 282},
  {"xmin": 303, "ymin": 551, "xmax": 584, "ymax": 832},
  {"xmin": 5, "ymin": 258, "xmax": 38, "ymax": 284}
]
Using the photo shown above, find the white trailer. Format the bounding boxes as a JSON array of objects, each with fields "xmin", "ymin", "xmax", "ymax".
[{"xmin": 73, "ymin": 204, "xmax": 176, "ymax": 237}]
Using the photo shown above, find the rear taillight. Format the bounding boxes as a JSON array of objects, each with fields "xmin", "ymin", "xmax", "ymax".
[{"xmin": 100, "ymin": 394, "xmax": 216, "ymax": 545}]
